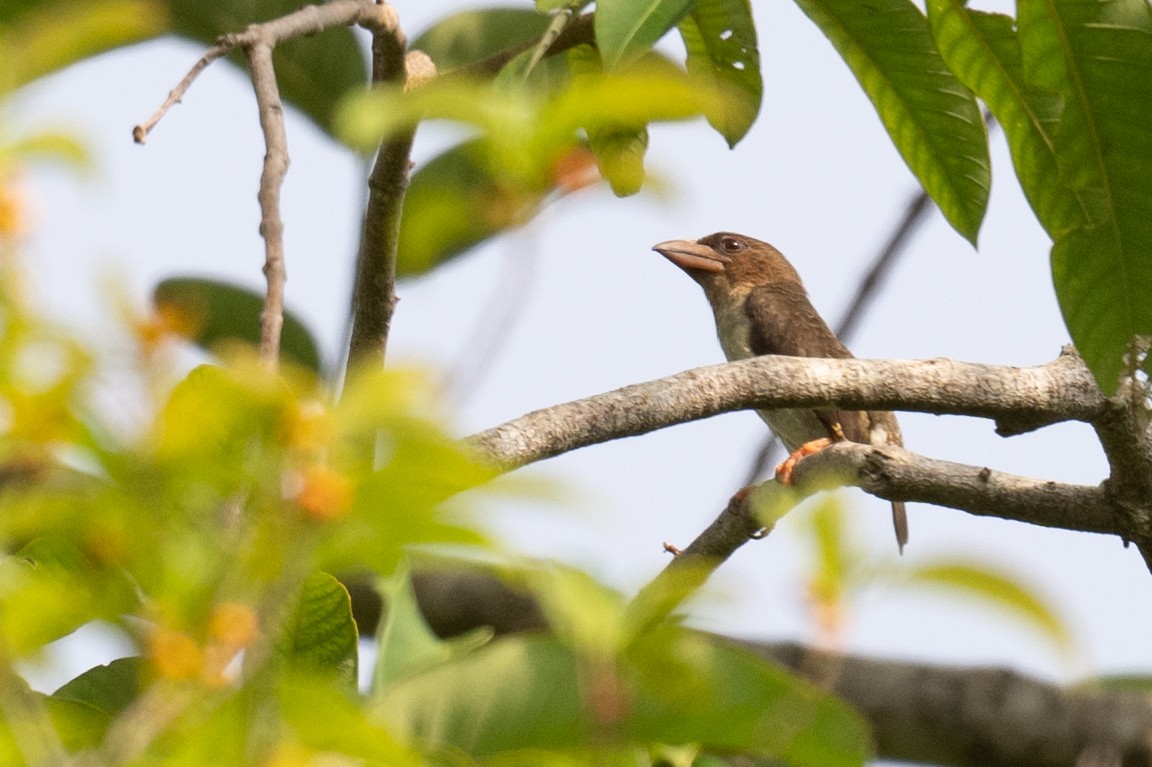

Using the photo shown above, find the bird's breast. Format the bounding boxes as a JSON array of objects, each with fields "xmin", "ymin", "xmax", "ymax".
[{"xmin": 713, "ymin": 301, "xmax": 753, "ymax": 362}]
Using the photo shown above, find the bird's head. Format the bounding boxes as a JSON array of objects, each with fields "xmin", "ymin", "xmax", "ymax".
[{"xmin": 652, "ymin": 232, "xmax": 802, "ymax": 299}]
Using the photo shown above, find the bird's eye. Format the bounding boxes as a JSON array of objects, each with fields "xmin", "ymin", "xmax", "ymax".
[{"xmin": 720, "ymin": 237, "xmax": 744, "ymax": 252}]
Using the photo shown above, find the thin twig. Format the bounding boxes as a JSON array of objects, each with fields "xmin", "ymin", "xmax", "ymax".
[
  {"xmin": 245, "ymin": 40, "xmax": 289, "ymax": 369},
  {"xmin": 132, "ymin": 42, "xmax": 234, "ymax": 144},
  {"xmin": 134, "ymin": 0, "xmax": 398, "ymax": 369}
]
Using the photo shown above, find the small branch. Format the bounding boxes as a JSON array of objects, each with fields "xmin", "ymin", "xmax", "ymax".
[
  {"xmin": 133, "ymin": 0, "xmax": 388, "ymax": 144},
  {"xmin": 132, "ymin": 42, "xmax": 233, "ymax": 144},
  {"xmin": 790, "ymin": 441, "xmax": 1118, "ymax": 537},
  {"xmin": 244, "ymin": 40, "xmax": 289, "ymax": 369},
  {"xmin": 346, "ymin": 7, "xmax": 421, "ymax": 371},
  {"xmin": 466, "ymin": 351, "xmax": 1104, "ymax": 471},
  {"xmin": 134, "ymin": 0, "xmax": 399, "ymax": 369}
]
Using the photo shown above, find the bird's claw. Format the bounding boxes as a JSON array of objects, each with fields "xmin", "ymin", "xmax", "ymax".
[{"xmin": 774, "ymin": 437, "xmax": 834, "ymax": 484}]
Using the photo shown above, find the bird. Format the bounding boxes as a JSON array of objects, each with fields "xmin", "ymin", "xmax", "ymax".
[{"xmin": 652, "ymin": 231, "xmax": 908, "ymax": 552}]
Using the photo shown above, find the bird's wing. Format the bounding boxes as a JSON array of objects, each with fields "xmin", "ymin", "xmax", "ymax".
[
  {"xmin": 744, "ymin": 283, "xmax": 868, "ymax": 442},
  {"xmin": 744, "ymin": 283, "xmax": 852, "ymax": 358}
]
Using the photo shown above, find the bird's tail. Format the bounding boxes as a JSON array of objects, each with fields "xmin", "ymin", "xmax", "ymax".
[{"xmin": 892, "ymin": 501, "xmax": 908, "ymax": 554}]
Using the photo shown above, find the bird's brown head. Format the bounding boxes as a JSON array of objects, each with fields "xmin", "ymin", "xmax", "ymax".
[{"xmin": 652, "ymin": 232, "xmax": 802, "ymax": 298}]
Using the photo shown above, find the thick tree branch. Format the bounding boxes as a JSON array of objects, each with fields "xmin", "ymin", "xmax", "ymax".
[
  {"xmin": 747, "ymin": 640, "xmax": 1152, "ymax": 767},
  {"xmin": 466, "ymin": 350, "xmax": 1103, "ymax": 470},
  {"xmin": 790, "ymin": 441, "xmax": 1116, "ymax": 535}
]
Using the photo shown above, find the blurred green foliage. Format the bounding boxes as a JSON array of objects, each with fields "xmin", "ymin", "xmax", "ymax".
[{"xmin": 2, "ymin": 0, "xmax": 1149, "ymax": 763}]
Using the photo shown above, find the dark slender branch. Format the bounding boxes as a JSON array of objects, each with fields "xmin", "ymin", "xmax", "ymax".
[{"xmin": 345, "ymin": 4, "xmax": 416, "ymax": 372}]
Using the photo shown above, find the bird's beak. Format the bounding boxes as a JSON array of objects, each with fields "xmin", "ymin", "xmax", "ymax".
[{"xmin": 652, "ymin": 239, "xmax": 728, "ymax": 273}]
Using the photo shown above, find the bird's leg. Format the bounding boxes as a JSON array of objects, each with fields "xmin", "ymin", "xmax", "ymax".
[{"xmin": 775, "ymin": 422, "xmax": 847, "ymax": 484}]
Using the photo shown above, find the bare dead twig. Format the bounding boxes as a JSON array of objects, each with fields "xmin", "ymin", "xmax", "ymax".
[
  {"xmin": 133, "ymin": 0, "xmax": 398, "ymax": 369},
  {"xmin": 244, "ymin": 40, "xmax": 289, "ymax": 368},
  {"xmin": 132, "ymin": 0, "xmax": 389, "ymax": 144}
]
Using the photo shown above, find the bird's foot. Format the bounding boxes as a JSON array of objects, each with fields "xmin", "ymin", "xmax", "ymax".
[{"xmin": 774, "ymin": 437, "xmax": 834, "ymax": 484}]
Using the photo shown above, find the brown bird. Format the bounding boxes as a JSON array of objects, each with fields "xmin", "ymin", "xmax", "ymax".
[{"xmin": 653, "ymin": 231, "xmax": 908, "ymax": 552}]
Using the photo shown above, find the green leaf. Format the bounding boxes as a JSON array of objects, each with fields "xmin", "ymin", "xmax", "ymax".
[
  {"xmin": 626, "ymin": 631, "xmax": 868, "ymax": 766},
  {"xmin": 792, "ymin": 0, "xmax": 990, "ymax": 244},
  {"xmin": 275, "ymin": 571, "xmax": 358, "ymax": 687},
  {"xmin": 411, "ymin": 7, "xmax": 553, "ymax": 72},
  {"xmin": 0, "ymin": 538, "xmax": 137, "ymax": 653},
  {"xmin": 0, "ymin": 0, "xmax": 166, "ymax": 96},
  {"xmin": 42, "ymin": 693, "xmax": 112, "ymax": 750},
  {"xmin": 374, "ymin": 632, "xmax": 868, "ymax": 764},
  {"xmin": 154, "ymin": 364, "xmax": 287, "ymax": 466},
  {"xmin": 166, "ymin": 0, "xmax": 366, "ymax": 135},
  {"xmin": 153, "ymin": 277, "xmax": 324, "ymax": 375},
  {"xmin": 314, "ymin": 432, "xmax": 491, "ymax": 574},
  {"xmin": 568, "ymin": 45, "xmax": 648, "ymax": 195},
  {"xmin": 0, "ymin": 130, "xmax": 93, "ymax": 175},
  {"xmin": 395, "ymin": 139, "xmax": 548, "ymax": 277},
  {"xmin": 280, "ymin": 674, "xmax": 422, "ymax": 766},
  {"xmin": 1016, "ymin": 0, "xmax": 1152, "ymax": 393},
  {"xmin": 902, "ymin": 560, "xmax": 1074, "ymax": 656},
  {"xmin": 53, "ymin": 657, "xmax": 145, "ymax": 717},
  {"xmin": 925, "ymin": 2, "xmax": 1083, "ymax": 236},
  {"xmin": 678, "ymin": 0, "xmax": 762, "ymax": 146},
  {"xmin": 372, "ymin": 566, "xmax": 491, "ymax": 693},
  {"xmin": 595, "ymin": 0, "xmax": 695, "ymax": 69},
  {"xmin": 373, "ymin": 567, "xmax": 452, "ymax": 691}
]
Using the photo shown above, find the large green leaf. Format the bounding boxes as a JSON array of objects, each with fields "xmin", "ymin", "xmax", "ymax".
[
  {"xmin": 901, "ymin": 560, "xmax": 1074, "ymax": 656},
  {"xmin": 394, "ymin": 139, "xmax": 549, "ymax": 278},
  {"xmin": 280, "ymin": 674, "xmax": 422, "ymax": 766},
  {"xmin": 567, "ymin": 44, "xmax": 648, "ymax": 195},
  {"xmin": 678, "ymin": 0, "xmax": 762, "ymax": 146},
  {"xmin": 1017, "ymin": 0, "xmax": 1152, "ymax": 393},
  {"xmin": 410, "ymin": 7, "xmax": 552, "ymax": 72},
  {"xmin": 374, "ymin": 632, "xmax": 868, "ymax": 765},
  {"xmin": 153, "ymin": 276, "xmax": 324, "ymax": 374},
  {"xmin": 53, "ymin": 657, "xmax": 145, "ymax": 717},
  {"xmin": 595, "ymin": 0, "xmax": 696, "ymax": 69},
  {"xmin": 1, "ymin": 1, "xmax": 364, "ymax": 136},
  {"xmin": 926, "ymin": 1, "xmax": 1083, "ymax": 236},
  {"xmin": 0, "ymin": 538, "xmax": 137, "ymax": 653},
  {"xmin": 275, "ymin": 571, "xmax": 358, "ymax": 688},
  {"xmin": 0, "ymin": 0, "xmax": 166, "ymax": 96},
  {"xmin": 371, "ymin": 567, "xmax": 492, "ymax": 693},
  {"xmin": 165, "ymin": 0, "xmax": 366, "ymax": 135},
  {"xmin": 793, "ymin": 0, "xmax": 990, "ymax": 244}
]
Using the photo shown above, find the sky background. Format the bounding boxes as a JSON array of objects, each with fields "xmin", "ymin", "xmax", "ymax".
[{"xmin": 14, "ymin": 0, "xmax": 1152, "ymax": 696}]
